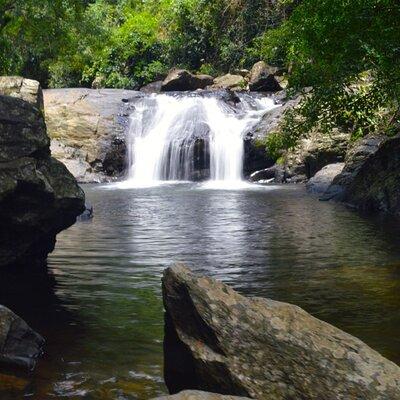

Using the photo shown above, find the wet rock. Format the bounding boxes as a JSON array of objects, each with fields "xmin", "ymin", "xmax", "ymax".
[
  {"xmin": 249, "ymin": 164, "xmax": 284, "ymax": 183},
  {"xmin": 306, "ymin": 163, "xmax": 345, "ymax": 194},
  {"xmin": 211, "ymin": 74, "xmax": 246, "ymax": 91},
  {"xmin": 0, "ymin": 78, "xmax": 85, "ymax": 268},
  {"xmin": 152, "ymin": 391, "xmax": 250, "ymax": 400},
  {"xmin": 163, "ymin": 264, "xmax": 400, "ymax": 399},
  {"xmin": 140, "ymin": 80, "xmax": 163, "ymax": 93},
  {"xmin": 162, "ymin": 70, "xmax": 214, "ymax": 92},
  {"xmin": 322, "ymin": 133, "xmax": 400, "ymax": 215},
  {"xmin": 0, "ymin": 305, "xmax": 44, "ymax": 373},
  {"xmin": 77, "ymin": 202, "xmax": 94, "ymax": 221},
  {"xmin": 243, "ymin": 139, "xmax": 274, "ymax": 177},
  {"xmin": 248, "ymin": 61, "xmax": 282, "ymax": 92},
  {"xmin": 44, "ymin": 88, "xmax": 136, "ymax": 182}
]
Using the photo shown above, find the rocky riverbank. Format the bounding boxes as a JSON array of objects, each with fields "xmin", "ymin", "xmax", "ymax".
[{"xmin": 161, "ymin": 264, "xmax": 400, "ymax": 399}]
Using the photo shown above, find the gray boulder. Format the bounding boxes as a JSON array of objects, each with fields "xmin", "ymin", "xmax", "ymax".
[
  {"xmin": 248, "ymin": 61, "xmax": 282, "ymax": 92},
  {"xmin": 322, "ymin": 133, "xmax": 400, "ymax": 215},
  {"xmin": 161, "ymin": 70, "xmax": 214, "ymax": 91},
  {"xmin": 306, "ymin": 163, "xmax": 345, "ymax": 194},
  {"xmin": 0, "ymin": 77, "xmax": 85, "ymax": 268},
  {"xmin": 0, "ymin": 76, "xmax": 43, "ymax": 110},
  {"xmin": 211, "ymin": 74, "xmax": 246, "ymax": 91},
  {"xmin": 163, "ymin": 264, "xmax": 400, "ymax": 399},
  {"xmin": 153, "ymin": 391, "xmax": 250, "ymax": 400},
  {"xmin": 0, "ymin": 305, "xmax": 44, "ymax": 373},
  {"xmin": 44, "ymin": 88, "xmax": 135, "ymax": 182}
]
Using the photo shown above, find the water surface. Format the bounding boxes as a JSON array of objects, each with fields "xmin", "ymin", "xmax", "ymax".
[{"xmin": 1, "ymin": 183, "xmax": 400, "ymax": 399}]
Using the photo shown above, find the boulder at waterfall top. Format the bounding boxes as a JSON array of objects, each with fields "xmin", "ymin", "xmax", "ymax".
[
  {"xmin": 0, "ymin": 76, "xmax": 85, "ymax": 269},
  {"xmin": 322, "ymin": 133, "xmax": 400, "ymax": 215},
  {"xmin": 248, "ymin": 61, "xmax": 282, "ymax": 92},
  {"xmin": 161, "ymin": 69, "xmax": 214, "ymax": 91},
  {"xmin": 162, "ymin": 264, "xmax": 400, "ymax": 399},
  {"xmin": 0, "ymin": 305, "xmax": 44, "ymax": 373},
  {"xmin": 44, "ymin": 88, "xmax": 137, "ymax": 183}
]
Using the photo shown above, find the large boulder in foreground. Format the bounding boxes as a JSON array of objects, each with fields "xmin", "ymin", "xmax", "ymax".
[
  {"xmin": 161, "ymin": 70, "xmax": 214, "ymax": 92},
  {"xmin": 0, "ymin": 305, "xmax": 44, "ymax": 373},
  {"xmin": 0, "ymin": 77, "xmax": 85, "ymax": 268},
  {"xmin": 44, "ymin": 88, "xmax": 137, "ymax": 182},
  {"xmin": 153, "ymin": 391, "xmax": 250, "ymax": 399},
  {"xmin": 163, "ymin": 264, "xmax": 400, "ymax": 399},
  {"xmin": 322, "ymin": 133, "xmax": 400, "ymax": 215}
]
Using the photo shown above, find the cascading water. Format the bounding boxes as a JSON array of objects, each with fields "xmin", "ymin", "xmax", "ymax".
[{"xmin": 124, "ymin": 92, "xmax": 278, "ymax": 187}]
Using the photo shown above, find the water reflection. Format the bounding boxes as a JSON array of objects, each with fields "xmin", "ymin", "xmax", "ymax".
[{"xmin": 1, "ymin": 183, "xmax": 400, "ymax": 399}]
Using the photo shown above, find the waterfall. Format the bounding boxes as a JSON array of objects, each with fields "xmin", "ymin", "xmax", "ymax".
[{"xmin": 125, "ymin": 92, "xmax": 278, "ymax": 187}]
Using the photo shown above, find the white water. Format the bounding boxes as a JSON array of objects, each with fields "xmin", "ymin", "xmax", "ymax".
[{"xmin": 123, "ymin": 93, "xmax": 278, "ymax": 188}]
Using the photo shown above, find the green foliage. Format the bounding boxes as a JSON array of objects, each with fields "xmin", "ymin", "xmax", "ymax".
[{"xmin": 259, "ymin": 0, "xmax": 400, "ymax": 157}]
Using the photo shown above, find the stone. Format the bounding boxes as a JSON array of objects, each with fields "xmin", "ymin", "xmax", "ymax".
[
  {"xmin": 140, "ymin": 80, "xmax": 163, "ymax": 93},
  {"xmin": 248, "ymin": 61, "xmax": 282, "ymax": 92},
  {"xmin": 211, "ymin": 74, "xmax": 246, "ymax": 91},
  {"xmin": 249, "ymin": 164, "xmax": 284, "ymax": 183},
  {"xmin": 44, "ymin": 88, "xmax": 135, "ymax": 182},
  {"xmin": 163, "ymin": 264, "xmax": 400, "ymax": 399},
  {"xmin": 0, "ymin": 77, "xmax": 43, "ymax": 110},
  {"xmin": 152, "ymin": 391, "xmax": 250, "ymax": 400},
  {"xmin": 0, "ymin": 305, "xmax": 44, "ymax": 373},
  {"xmin": 161, "ymin": 70, "xmax": 214, "ymax": 92},
  {"xmin": 306, "ymin": 163, "xmax": 345, "ymax": 194},
  {"xmin": 0, "ymin": 78, "xmax": 85, "ymax": 268},
  {"xmin": 322, "ymin": 133, "xmax": 400, "ymax": 215}
]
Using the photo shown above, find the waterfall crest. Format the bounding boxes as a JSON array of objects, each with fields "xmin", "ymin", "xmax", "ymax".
[{"xmin": 125, "ymin": 92, "xmax": 278, "ymax": 187}]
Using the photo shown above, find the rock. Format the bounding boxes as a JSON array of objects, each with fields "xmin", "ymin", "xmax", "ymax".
[
  {"xmin": 0, "ymin": 78, "xmax": 85, "ymax": 268},
  {"xmin": 248, "ymin": 61, "xmax": 282, "ymax": 92},
  {"xmin": 0, "ymin": 77, "xmax": 43, "ymax": 110},
  {"xmin": 140, "ymin": 80, "xmax": 163, "ymax": 93},
  {"xmin": 163, "ymin": 264, "xmax": 400, "ymax": 399},
  {"xmin": 243, "ymin": 139, "xmax": 275, "ymax": 177},
  {"xmin": 306, "ymin": 163, "xmax": 345, "ymax": 194},
  {"xmin": 44, "ymin": 88, "xmax": 135, "ymax": 182},
  {"xmin": 91, "ymin": 75, "xmax": 107, "ymax": 89},
  {"xmin": 152, "ymin": 391, "xmax": 250, "ymax": 400},
  {"xmin": 322, "ymin": 133, "xmax": 400, "ymax": 215},
  {"xmin": 0, "ymin": 305, "xmax": 44, "ymax": 373},
  {"xmin": 211, "ymin": 74, "xmax": 246, "ymax": 91},
  {"xmin": 284, "ymin": 130, "xmax": 349, "ymax": 182},
  {"xmin": 161, "ymin": 70, "xmax": 214, "ymax": 92},
  {"xmin": 249, "ymin": 164, "xmax": 284, "ymax": 183},
  {"xmin": 77, "ymin": 202, "xmax": 93, "ymax": 221}
]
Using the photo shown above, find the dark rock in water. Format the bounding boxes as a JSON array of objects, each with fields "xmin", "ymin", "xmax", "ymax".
[
  {"xmin": 306, "ymin": 163, "xmax": 345, "ymax": 194},
  {"xmin": 152, "ymin": 391, "xmax": 250, "ymax": 399},
  {"xmin": 249, "ymin": 164, "xmax": 285, "ymax": 183},
  {"xmin": 163, "ymin": 264, "xmax": 400, "ymax": 399},
  {"xmin": 0, "ymin": 77, "xmax": 85, "ymax": 269},
  {"xmin": 0, "ymin": 305, "xmax": 44, "ymax": 373},
  {"xmin": 243, "ymin": 139, "xmax": 274, "ymax": 177},
  {"xmin": 162, "ymin": 70, "xmax": 214, "ymax": 92},
  {"xmin": 77, "ymin": 202, "xmax": 94, "ymax": 221},
  {"xmin": 322, "ymin": 134, "xmax": 400, "ymax": 215},
  {"xmin": 248, "ymin": 61, "xmax": 282, "ymax": 92},
  {"xmin": 140, "ymin": 80, "xmax": 163, "ymax": 93}
]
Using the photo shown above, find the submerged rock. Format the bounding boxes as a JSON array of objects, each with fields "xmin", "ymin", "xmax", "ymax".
[
  {"xmin": 153, "ymin": 391, "xmax": 250, "ymax": 399},
  {"xmin": 161, "ymin": 70, "xmax": 214, "ymax": 92},
  {"xmin": 322, "ymin": 133, "xmax": 400, "ymax": 215},
  {"xmin": 0, "ymin": 305, "xmax": 44, "ymax": 373},
  {"xmin": 0, "ymin": 77, "xmax": 85, "ymax": 268},
  {"xmin": 162, "ymin": 264, "xmax": 400, "ymax": 399},
  {"xmin": 306, "ymin": 163, "xmax": 345, "ymax": 194}
]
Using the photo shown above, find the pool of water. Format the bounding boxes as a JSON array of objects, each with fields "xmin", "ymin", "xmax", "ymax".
[{"xmin": 1, "ymin": 183, "xmax": 400, "ymax": 399}]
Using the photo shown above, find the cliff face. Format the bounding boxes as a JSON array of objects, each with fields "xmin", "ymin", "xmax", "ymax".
[
  {"xmin": 44, "ymin": 88, "xmax": 137, "ymax": 183},
  {"xmin": 0, "ymin": 77, "xmax": 85, "ymax": 269}
]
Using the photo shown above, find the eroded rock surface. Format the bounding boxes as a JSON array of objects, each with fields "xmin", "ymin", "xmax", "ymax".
[
  {"xmin": 44, "ymin": 88, "xmax": 137, "ymax": 182},
  {"xmin": 163, "ymin": 264, "xmax": 400, "ymax": 399},
  {"xmin": 153, "ymin": 391, "xmax": 250, "ymax": 400},
  {"xmin": 322, "ymin": 133, "xmax": 400, "ymax": 215},
  {"xmin": 0, "ymin": 305, "xmax": 44, "ymax": 373},
  {"xmin": 0, "ymin": 77, "xmax": 85, "ymax": 268}
]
